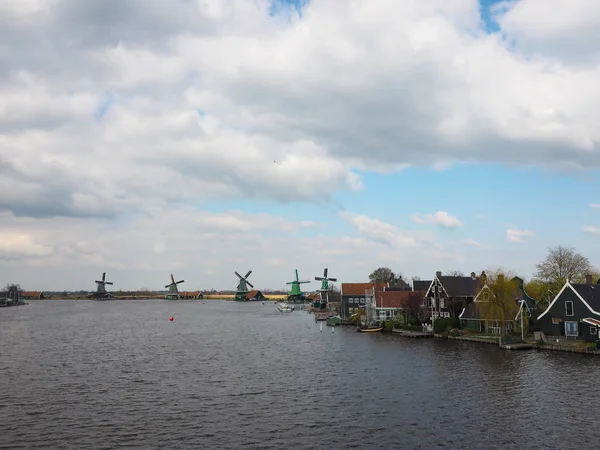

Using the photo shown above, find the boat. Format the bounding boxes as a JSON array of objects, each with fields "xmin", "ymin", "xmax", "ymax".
[
  {"xmin": 277, "ymin": 303, "xmax": 294, "ymax": 312},
  {"xmin": 356, "ymin": 293, "xmax": 382, "ymax": 332},
  {"xmin": 357, "ymin": 326, "xmax": 383, "ymax": 332},
  {"xmin": 326, "ymin": 315, "xmax": 342, "ymax": 326}
]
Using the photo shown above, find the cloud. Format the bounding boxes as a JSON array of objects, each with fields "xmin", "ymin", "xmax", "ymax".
[
  {"xmin": 493, "ymin": 0, "xmax": 600, "ymax": 64},
  {"xmin": 410, "ymin": 211, "xmax": 463, "ymax": 228},
  {"xmin": 506, "ymin": 228, "xmax": 534, "ymax": 243},
  {"xmin": 1, "ymin": 0, "xmax": 600, "ymax": 223},
  {"xmin": 589, "ymin": 203, "xmax": 600, "ymax": 210},
  {"xmin": 581, "ymin": 225, "xmax": 600, "ymax": 235},
  {"xmin": 2, "ymin": 0, "xmax": 600, "ymax": 288}
]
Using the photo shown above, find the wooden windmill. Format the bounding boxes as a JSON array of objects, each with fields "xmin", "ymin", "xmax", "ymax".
[
  {"xmin": 165, "ymin": 274, "xmax": 184, "ymax": 299},
  {"xmin": 314, "ymin": 267, "xmax": 337, "ymax": 311},
  {"xmin": 286, "ymin": 269, "xmax": 311, "ymax": 303},
  {"xmin": 88, "ymin": 272, "xmax": 114, "ymax": 299},
  {"xmin": 234, "ymin": 270, "xmax": 254, "ymax": 301}
]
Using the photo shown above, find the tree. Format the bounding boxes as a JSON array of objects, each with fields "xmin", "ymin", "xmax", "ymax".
[
  {"xmin": 368, "ymin": 267, "xmax": 398, "ymax": 284},
  {"xmin": 535, "ymin": 245, "xmax": 598, "ymax": 285},
  {"xmin": 477, "ymin": 273, "xmax": 519, "ymax": 335},
  {"xmin": 444, "ymin": 270, "xmax": 464, "ymax": 277},
  {"xmin": 3, "ymin": 283, "xmax": 22, "ymax": 292},
  {"xmin": 400, "ymin": 292, "xmax": 422, "ymax": 319}
]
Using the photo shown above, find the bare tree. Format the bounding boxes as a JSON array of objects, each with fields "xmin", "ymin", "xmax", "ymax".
[
  {"xmin": 444, "ymin": 270, "xmax": 464, "ymax": 277},
  {"xmin": 535, "ymin": 245, "xmax": 597, "ymax": 284}
]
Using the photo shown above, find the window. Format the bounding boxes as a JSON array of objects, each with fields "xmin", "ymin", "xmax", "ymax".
[
  {"xmin": 591, "ymin": 327, "xmax": 597, "ymax": 335},
  {"xmin": 565, "ymin": 321, "xmax": 578, "ymax": 337},
  {"xmin": 440, "ymin": 298, "xmax": 445, "ymax": 308},
  {"xmin": 565, "ymin": 301, "xmax": 574, "ymax": 316}
]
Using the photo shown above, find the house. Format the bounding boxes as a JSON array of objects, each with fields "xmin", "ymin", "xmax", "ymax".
[
  {"xmin": 243, "ymin": 290, "xmax": 266, "ymax": 301},
  {"xmin": 536, "ymin": 275, "xmax": 600, "ymax": 342},
  {"xmin": 421, "ymin": 271, "xmax": 481, "ymax": 319},
  {"xmin": 20, "ymin": 291, "xmax": 45, "ymax": 300},
  {"xmin": 386, "ymin": 277, "xmax": 412, "ymax": 292},
  {"xmin": 373, "ymin": 290, "xmax": 426, "ymax": 322},
  {"xmin": 512, "ymin": 276, "xmax": 537, "ymax": 315},
  {"xmin": 179, "ymin": 291, "xmax": 204, "ymax": 299},
  {"xmin": 340, "ymin": 282, "xmax": 387, "ymax": 320},
  {"xmin": 459, "ymin": 275, "xmax": 522, "ymax": 334}
]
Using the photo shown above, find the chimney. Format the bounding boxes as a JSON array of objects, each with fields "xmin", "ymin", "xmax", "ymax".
[
  {"xmin": 586, "ymin": 274, "xmax": 593, "ymax": 285},
  {"xmin": 470, "ymin": 272, "xmax": 476, "ymax": 280},
  {"xmin": 436, "ymin": 271, "xmax": 442, "ymax": 278}
]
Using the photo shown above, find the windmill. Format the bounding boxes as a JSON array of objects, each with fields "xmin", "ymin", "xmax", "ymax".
[
  {"xmin": 314, "ymin": 267, "xmax": 337, "ymax": 311},
  {"xmin": 165, "ymin": 274, "xmax": 184, "ymax": 299},
  {"xmin": 234, "ymin": 270, "xmax": 254, "ymax": 301},
  {"xmin": 88, "ymin": 272, "xmax": 114, "ymax": 299},
  {"xmin": 286, "ymin": 269, "xmax": 311, "ymax": 303}
]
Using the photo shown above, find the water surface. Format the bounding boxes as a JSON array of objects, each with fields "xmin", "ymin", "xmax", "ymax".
[{"xmin": 1, "ymin": 300, "xmax": 597, "ymax": 449}]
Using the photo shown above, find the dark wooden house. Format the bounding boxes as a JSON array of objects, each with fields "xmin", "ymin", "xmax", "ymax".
[
  {"xmin": 536, "ymin": 275, "xmax": 600, "ymax": 342},
  {"xmin": 421, "ymin": 271, "xmax": 481, "ymax": 319},
  {"xmin": 340, "ymin": 282, "xmax": 387, "ymax": 320},
  {"xmin": 459, "ymin": 275, "xmax": 537, "ymax": 334}
]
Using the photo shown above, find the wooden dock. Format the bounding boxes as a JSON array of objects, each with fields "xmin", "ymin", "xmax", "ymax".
[
  {"xmin": 314, "ymin": 312, "xmax": 333, "ymax": 322},
  {"xmin": 392, "ymin": 330, "xmax": 433, "ymax": 338},
  {"xmin": 500, "ymin": 343, "xmax": 534, "ymax": 350}
]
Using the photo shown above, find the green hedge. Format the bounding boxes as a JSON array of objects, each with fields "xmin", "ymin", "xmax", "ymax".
[{"xmin": 433, "ymin": 317, "xmax": 460, "ymax": 334}]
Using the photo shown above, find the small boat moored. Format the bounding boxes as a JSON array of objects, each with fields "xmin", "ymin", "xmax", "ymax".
[
  {"xmin": 277, "ymin": 302, "xmax": 294, "ymax": 312},
  {"xmin": 357, "ymin": 326, "xmax": 383, "ymax": 332}
]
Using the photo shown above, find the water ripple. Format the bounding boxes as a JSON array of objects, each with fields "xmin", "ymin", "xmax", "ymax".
[{"xmin": 1, "ymin": 300, "xmax": 600, "ymax": 449}]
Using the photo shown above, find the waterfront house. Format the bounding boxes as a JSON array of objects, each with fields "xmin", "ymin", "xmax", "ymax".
[
  {"xmin": 386, "ymin": 276, "xmax": 412, "ymax": 291},
  {"xmin": 459, "ymin": 275, "xmax": 522, "ymax": 334},
  {"xmin": 421, "ymin": 271, "xmax": 481, "ymax": 320},
  {"xmin": 243, "ymin": 290, "xmax": 266, "ymax": 301},
  {"xmin": 536, "ymin": 275, "xmax": 600, "ymax": 341},
  {"xmin": 179, "ymin": 291, "xmax": 204, "ymax": 299},
  {"xmin": 341, "ymin": 282, "xmax": 387, "ymax": 320},
  {"xmin": 374, "ymin": 290, "xmax": 426, "ymax": 322},
  {"xmin": 20, "ymin": 291, "xmax": 45, "ymax": 300}
]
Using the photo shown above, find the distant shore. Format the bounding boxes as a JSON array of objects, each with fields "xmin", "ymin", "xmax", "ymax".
[{"xmin": 34, "ymin": 294, "xmax": 287, "ymax": 301}]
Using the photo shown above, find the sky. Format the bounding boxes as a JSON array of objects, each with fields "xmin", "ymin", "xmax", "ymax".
[{"xmin": 2, "ymin": 0, "xmax": 600, "ymax": 292}]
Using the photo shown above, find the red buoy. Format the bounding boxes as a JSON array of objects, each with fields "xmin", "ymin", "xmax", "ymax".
[{"xmin": 169, "ymin": 317, "xmax": 174, "ymax": 321}]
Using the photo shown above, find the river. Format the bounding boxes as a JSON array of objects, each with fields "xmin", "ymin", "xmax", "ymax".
[{"xmin": 1, "ymin": 300, "xmax": 598, "ymax": 449}]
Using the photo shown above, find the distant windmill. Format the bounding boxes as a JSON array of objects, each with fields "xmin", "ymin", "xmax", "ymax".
[
  {"xmin": 286, "ymin": 269, "xmax": 311, "ymax": 304},
  {"xmin": 234, "ymin": 270, "xmax": 254, "ymax": 301},
  {"xmin": 88, "ymin": 272, "xmax": 114, "ymax": 299},
  {"xmin": 314, "ymin": 267, "xmax": 337, "ymax": 311},
  {"xmin": 165, "ymin": 274, "xmax": 184, "ymax": 299}
]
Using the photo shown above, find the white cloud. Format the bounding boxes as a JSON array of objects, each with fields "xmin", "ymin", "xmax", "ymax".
[
  {"xmin": 589, "ymin": 203, "xmax": 600, "ymax": 210},
  {"xmin": 494, "ymin": 0, "xmax": 600, "ymax": 64},
  {"xmin": 2, "ymin": 0, "xmax": 600, "ymax": 288},
  {"xmin": 506, "ymin": 228, "xmax": 534, "ymax": 243},
  {"xmin": 581, "ymin": 225, "xmax": 600, "ymax": 235},
  {"xmin": 410, "ymin": 211, "xmax": 463, "ymax": 228}
]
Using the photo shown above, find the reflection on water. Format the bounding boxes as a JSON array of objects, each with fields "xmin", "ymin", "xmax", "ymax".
[{"xmin": 1, "ymin": 300, "xmax": 598, "ymax": 449}]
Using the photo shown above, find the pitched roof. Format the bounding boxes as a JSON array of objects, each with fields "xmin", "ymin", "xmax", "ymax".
[
  {"xmin": 245, "ymin": 290, "xmax": 261, "ymax": 298},
  {"xmin": 375, "ymin": 290, "xmax": 425, "ymax": 308},
  {"xmin": 437, "ymin": 276, "xmax": 479, "ymax": 297},
  {"xmin": 21, "ymin": 291, "xmax": 43, "ymax": 297},
  {"xmin": 570, "ymin": 284, "xmax": 600, "ymax": 312},
  {"xmin": 413, "ymin": 280, "xmax": 431, "ymax": 292},
  {"xmin": 511, "ymin": 277, "xmax": 536, "ymax": 311},
  {"xmin": 341, "ymin": 282, "xmax": 387, "ymax": 296}
]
